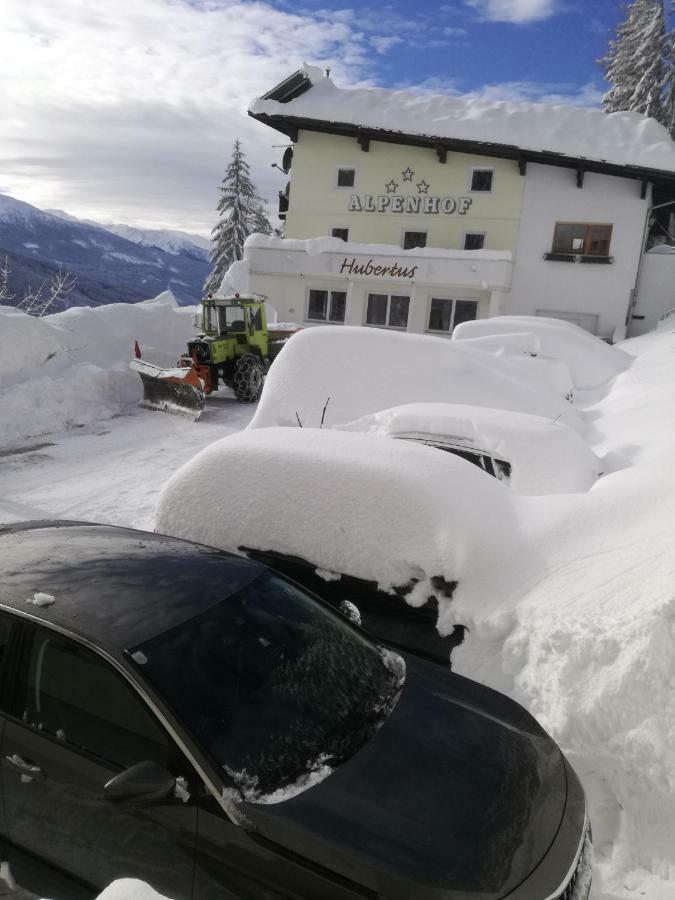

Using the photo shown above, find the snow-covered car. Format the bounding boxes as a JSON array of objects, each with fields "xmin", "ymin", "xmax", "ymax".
[
  {"xmin": 337, "ymin": 402, "xmax": 603, "ymax": 494},
  {"xmin": 0, "ymin": 521, "xmax": 591, "ymax": 900},
  {"xmin": 156, "ymin": 427, "xmax": 538, "ymax": 665},
  {"xmin": 452, "ymin": 315, "xmax": 631, "ymax": 390},
  {"xmin": 249, "ymin": 324, "xmax": 584, "ymax": 432}
]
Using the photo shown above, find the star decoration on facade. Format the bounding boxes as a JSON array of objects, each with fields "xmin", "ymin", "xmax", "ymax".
[
  {"xmin": 402, "ymin": 167, "xmax": 414, "ymax": 181},
  {"xmin": 416, "ymin": 180, "xmax": 430, "ymax": 194},
  {"xmin": 385, "ymin": 179, "xmax": 399, "ymax": 194}
]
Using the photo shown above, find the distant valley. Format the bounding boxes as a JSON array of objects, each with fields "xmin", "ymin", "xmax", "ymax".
[{"xmin": 0, "ymin": 194, "xmax": 211, "ymax": 310}]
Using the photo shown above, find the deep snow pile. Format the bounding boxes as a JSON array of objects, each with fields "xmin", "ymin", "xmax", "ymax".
[
  {"xmin": 251, "ymin": 65, "xmax": 675, "ymax": 174},
  {"xmin": 0, "ymin": 293, "xmax": 196, "ymax": 451},
  {"xmin": 337, "ymin": 402, "xmax": 601, "ymax": 494},
  {"xmin": 453, "ymin": 316, "xmax": 631, "ymax": 389},
  {"xmin": 249, "ymin": 325, "xmax": 583, "ymax": 433},
  {"xmin": 155, "ymin": 427, "xmax": 533, "ymax": 621}
]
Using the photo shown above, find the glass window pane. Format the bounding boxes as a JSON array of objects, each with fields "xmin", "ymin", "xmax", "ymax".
[
  {"xmin": 23, "ymin": 632, "xmax": 169, "ymax": 769},
  {"xmin": 307, "ymin": 290, "xmax": 328, "ymax": 321},
  {"xmin": 403, "ymin": 232, "xmax": 427, "ymax": 250},
  {"xmin": 464, "ymin": 233, "xmax": 485, "ymax": 250},
  {"xmin": 471, "ymin": 170, "xmax": 493, "ymax": 192},
  {"xmin": 552, "ymin": 223, "xmax": 587, "ymax": 253},
  {"xmin": 389, "ymin": 296, "xmax": 410, "ymax": 328},
  {"xmin": 588, "ymin": 225, "xmax": 612, "ymax": 255},
  {"xmin": 366, "ymin": 294, "xmax": 388, "ymax": 326},
  {"xmin": 329, "ymin": 291, "xmax": 346, "ymax": 322},
  {"xmin": 453, "ymin": 301, "xmax": 478, "ymax": 329},
  {"xmin": 130, "ymin": 571, "xmax": 399, "ymax": 799},
  {"xmin": 337, "ymin": 168, "xmax": 355, "ymax": 188},
  {"xmin": 429, "ymin": 298, "xmax": 452, "ymax": 331}
]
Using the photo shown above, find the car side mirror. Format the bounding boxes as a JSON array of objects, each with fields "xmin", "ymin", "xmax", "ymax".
[
  {"xmin": 339, "ymin": 600, "xmax": 362, "ymax": 626},
  {"xmin": 104, "ymin": 760, "xmax": 176, "ymax": 805}
]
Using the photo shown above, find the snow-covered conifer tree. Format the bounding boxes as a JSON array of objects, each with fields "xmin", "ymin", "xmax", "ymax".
[
  {"xmin": 601, "ymin": 0, "xmax": 668, "ymax": 125},
  {"xmin": 204, "ymin": 139, "xmax": 262, "ymax": 295},
  {"xmin": 250, "ymin": 199, "xmax": 272, "ymax": 236}
]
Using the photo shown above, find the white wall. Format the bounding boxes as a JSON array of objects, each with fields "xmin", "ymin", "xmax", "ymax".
[
  {"xmin": 245, "ymin": 242, "xmax": 512, "ymax": 335},
  {"xmin": 509, "ymin": 164, "xmax": 649, "ymax": 337},
  {"xmin": 633, "ymin": 253, "xmax": 675, "ymax": 335}
]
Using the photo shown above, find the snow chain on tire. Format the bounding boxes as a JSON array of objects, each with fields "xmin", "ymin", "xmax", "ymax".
[{"xmin": 233, "ymin": 354, "xmax": 265, "ymax": 403}]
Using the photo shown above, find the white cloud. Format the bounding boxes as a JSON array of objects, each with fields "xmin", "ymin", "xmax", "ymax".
[
  {"xmin": 0, "ymin": 0, "xmax": 383, "ymax": 233},
  {"xmin": 466, "ymin": 0, "xmax": 558, "ymax": 24},
  {"xmin": 398, "ymin": 76, "xmax": 603, "ymax": 108},
  {"xmin": 370, "ymin": 35, "xmax": 403, "ymax": 54}
]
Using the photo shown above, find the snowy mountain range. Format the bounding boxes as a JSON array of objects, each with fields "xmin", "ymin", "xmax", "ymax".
[{"xmin": 0, "ymin": 194, "xmax": 211, "ymax": 309}]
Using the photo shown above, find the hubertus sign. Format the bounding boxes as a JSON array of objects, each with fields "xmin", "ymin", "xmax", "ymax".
[{"xmin": 340, "ymin": 257, "xmax": 419, "ymax": 279}]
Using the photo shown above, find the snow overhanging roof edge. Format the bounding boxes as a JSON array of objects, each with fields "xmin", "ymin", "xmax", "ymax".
[{"xmin": 249, "ymin": 108, "xmax": 675, "ymax": 187}]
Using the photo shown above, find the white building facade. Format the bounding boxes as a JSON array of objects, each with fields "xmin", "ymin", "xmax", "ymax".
[{"xmin": 238, "ymin": 67, "xmax": 675, "ymax": 339}]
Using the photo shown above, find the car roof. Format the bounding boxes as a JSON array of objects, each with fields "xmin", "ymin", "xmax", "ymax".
[{"xmin": 0, "ymin": 521, "xmax": 264, "ymax": 652}]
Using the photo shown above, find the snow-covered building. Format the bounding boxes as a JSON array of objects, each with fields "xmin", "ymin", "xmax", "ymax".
[{"xmin": 240, "ymin": 66, "xmax": 675, "ymax": 339}]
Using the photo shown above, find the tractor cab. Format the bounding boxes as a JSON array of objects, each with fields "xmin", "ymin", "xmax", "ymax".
[{"xmin": 202, "ymin": 293, "xmax": 266, "ymax": 339}]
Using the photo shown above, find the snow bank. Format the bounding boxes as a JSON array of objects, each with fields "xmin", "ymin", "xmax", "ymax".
[
  {"xmin": 251, "ymin": 65, "xmax": 675, "ymax": 175},
  {"xmin": 337, "ymin": 402, "xmax": 601, "ymax": 494},
  {"xmin": 249, "ymin": 325, "xmax": 583, "ymax": 433},
  {"xmin": 0, "ymin": 294, "xmax": 196, "ymax": 451},
  {"xmin": 451, "ymin": 327, "xmax": 675, "ymax": 898},
  {"xmin": 155, "ymin": 427, "xmax": 535, "ymax": 624},
  {"xmin": 453, "ymin": 316, "xmax": 631, "ymax": 389}
]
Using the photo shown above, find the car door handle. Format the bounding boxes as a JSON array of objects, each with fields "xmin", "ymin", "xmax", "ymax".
[{"xmin": 5, "ymin": 754, "xmax": 45, "ymax": 781}]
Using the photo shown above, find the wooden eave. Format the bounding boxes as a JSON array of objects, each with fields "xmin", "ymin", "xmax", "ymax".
[{"xmin": 249, "ymin": 109, "xmax": 675, "ymax": 189}]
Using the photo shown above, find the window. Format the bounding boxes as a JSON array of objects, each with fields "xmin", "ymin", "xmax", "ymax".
[
  {"xmin": 307, "ymin": 289, "xmax": 346, "ymax": 323},
  {"xmin": 470, "ymin": 169, "xmax": 493, "ymax": 192},
  {"xmin": 552, "ymin": 223, "xmax": 613, "ymax": 256},
  {"xmin": 336, "ymin": 168, "xmax": 355, "ymax": 188},
  {"xmin": 428, "ymin": 297, "xmax": 478, "ymax": 333},
  {"xmin": 366, "ymin": 293, "xmax": 410, "ymax": 329},
  {"xmin": 463, "ymin": 233, "xmax": 485, "ymax": 250},
  {"xmin": 331, "ymin": 227, "xmax": 349, "ymax": 242},
  {"xmin": 402, "ymin": 231, "xmax": 427, "ymax": 250},
  {"xmin": 21, "ymin": 630, "xmax": 169, "ymax": 769}
]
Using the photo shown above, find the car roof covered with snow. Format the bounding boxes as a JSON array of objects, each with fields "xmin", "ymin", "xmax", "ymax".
[
  {"xmin": 248, "ymin": 325, "xmax": 584, "ymax": 433},
  {"xmin": 156, "ymin": 427, "xmax": 538, "ymax": 636},
  {"xmin": 337, "ymin": 402, "xmax": 602, "ymax": 494},
  {"xmin": 453, "ymin": 316, "xmax": 631, "ymax": 389},
  {"xmin": 0, "ymin": 521, "xmax": 264, "ymax": 650},
  {"xmin": 250, "ymin": 65, "xmax": 675, "ymax": 182}
]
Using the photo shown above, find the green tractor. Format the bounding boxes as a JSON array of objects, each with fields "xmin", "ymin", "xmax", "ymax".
[{"xmin": 130, "ymin": 293, "xmax": 298, "ymax": 419}]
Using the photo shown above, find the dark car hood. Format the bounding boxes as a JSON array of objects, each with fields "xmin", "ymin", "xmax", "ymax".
[{"xmin": 244, "ymin": 656, "xmax": 568, "ymax": 900}]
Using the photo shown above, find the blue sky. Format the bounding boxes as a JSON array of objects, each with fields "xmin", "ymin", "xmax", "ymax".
[{"xmin": 0, "ymin": 0, "xmax": 626, "ymax": 232}]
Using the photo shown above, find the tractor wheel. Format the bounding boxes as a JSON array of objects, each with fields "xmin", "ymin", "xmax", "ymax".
[{"xmin": 233, "ymin": 354, "xmax": 265, "ymax": 403}]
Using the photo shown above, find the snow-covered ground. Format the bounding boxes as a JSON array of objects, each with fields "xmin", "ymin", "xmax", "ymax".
[{"xmin": 1, "ymin": 300, "xmax": 674, "ymax": 899}]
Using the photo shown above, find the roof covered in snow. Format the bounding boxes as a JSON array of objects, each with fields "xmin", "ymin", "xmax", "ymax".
[{"xmin": 250, "ymin": 66, "xmax": 675, "ymax": 180}]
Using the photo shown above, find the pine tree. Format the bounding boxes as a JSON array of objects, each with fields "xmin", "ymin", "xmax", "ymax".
[
  {"xmin": 250, "ymin": 199, "xmax": 272, "ymax": 236},
  {"xmin": 601, "ymin": 0, "xmax": 668, "ymax": 125},
  {"xmin": 204, "ymin": 139, "xmax": 265, "ymax": 295}
]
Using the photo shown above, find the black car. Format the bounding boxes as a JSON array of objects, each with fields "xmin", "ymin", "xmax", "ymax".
[{"xmin": 0, "ymin": 521, "xmax": 591, "ymax": 900}]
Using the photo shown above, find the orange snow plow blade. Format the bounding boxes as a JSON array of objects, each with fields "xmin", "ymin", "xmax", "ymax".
[{"xmin": 129, "ymin": 358, "xmax": 206, "ymax": 420}]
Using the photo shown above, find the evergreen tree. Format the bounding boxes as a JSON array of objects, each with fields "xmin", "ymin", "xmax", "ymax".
[
  {"xmin": 250, "ymin": 199, "xmax": 273, "ymax": 236},
  {"xmin": 601, "ymin": 0, "xmax": 668, "ymax": 125},
  {"xmin": 205, "ymin": 139, "xmax": 266, "ymax": 295}
]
